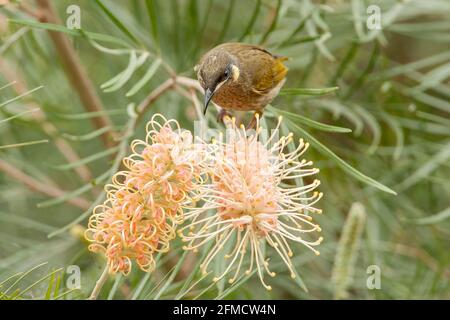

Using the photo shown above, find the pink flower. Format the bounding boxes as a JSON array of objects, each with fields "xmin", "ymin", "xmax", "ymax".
[
  {"xmin": 180, "ymin": 116, "xmax": 323, "ymax": 290},
  {"xmin": 86, "ymin": 114, "xmax": 204, "ymax": 275}
]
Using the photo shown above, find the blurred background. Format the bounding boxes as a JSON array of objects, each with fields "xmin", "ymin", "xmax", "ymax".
[{"xmin": 0, "ymin": 0, "xmax": 449, "ymax": 299}]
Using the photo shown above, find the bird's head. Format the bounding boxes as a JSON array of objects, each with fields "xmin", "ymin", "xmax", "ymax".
[{"xmin": 195, "ymin": 50, "xmax": 240, "ymax": 115}]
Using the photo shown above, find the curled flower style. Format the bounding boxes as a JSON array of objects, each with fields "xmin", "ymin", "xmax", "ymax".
[
  {"xmin": 86, "ymin": 114, "xmax": 205, "ymax": 275},
  {"xmin": 180, "ymin": 115, "xmax": 323, "ymax": 290}
]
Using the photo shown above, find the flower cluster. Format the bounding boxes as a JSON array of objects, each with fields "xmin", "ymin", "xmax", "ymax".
[
  {"xmin": 180, "ymin": 116, "xmax": 323, "ymax": 290},
  {"xmin": 85, "ymin": 113, "xmax": 323, "ymax": 290},
  {"xmin": 85, "ymin": 114, "xmax": 204, "ymax": 275}
]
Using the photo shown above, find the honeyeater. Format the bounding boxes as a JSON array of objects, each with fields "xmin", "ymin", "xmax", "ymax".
[{"xmin": 195, "ymin": 42, "xmax": 288, "ymax": 127}]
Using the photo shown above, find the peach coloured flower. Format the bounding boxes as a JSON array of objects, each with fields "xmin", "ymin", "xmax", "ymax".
[
  {"xmin": 180, "ymin": 116, "xmax": 323, "ymax": 290},
  {"xmin": 85, "ymin": 114, "xmax": 205, "ymax": 275}
]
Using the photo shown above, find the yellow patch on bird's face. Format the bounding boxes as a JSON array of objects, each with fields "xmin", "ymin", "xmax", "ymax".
[{"xmin": 231, "ymin": 65, "xmax": 240, "ymax": 82}]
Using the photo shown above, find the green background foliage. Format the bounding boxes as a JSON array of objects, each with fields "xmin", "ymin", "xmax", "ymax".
[{"xmin": 0, "ymin": 0, "xmax": 449, "ymax": 299}]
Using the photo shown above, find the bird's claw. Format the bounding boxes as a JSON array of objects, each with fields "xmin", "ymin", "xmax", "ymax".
[{"xmin": 217, "ymin": 109, "xmax": 233, "ymax": 124}]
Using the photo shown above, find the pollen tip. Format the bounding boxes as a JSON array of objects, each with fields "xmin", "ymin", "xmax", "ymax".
[
  {"xmin": 266, "ymin": 286, "xmax": 272, "ymax": 291},
  {"xmin": 271, "ymin": 272, "xmax": 276, "ymax": 277},
  {"xmin": 229, "ymin": 278, "xmax": 235, "ymax": 284},
  {"xmin": 290, "ymin": 273, "xmax": 296, "ymax": 279},
  {"xmin": 212, "ymin": 277, "xmax": 219, "ymax": 282}
]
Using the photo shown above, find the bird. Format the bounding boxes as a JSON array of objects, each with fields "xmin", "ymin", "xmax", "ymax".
[{"xmin": 194, "ymin": 42, "xmax": 288, "ymax": 128}]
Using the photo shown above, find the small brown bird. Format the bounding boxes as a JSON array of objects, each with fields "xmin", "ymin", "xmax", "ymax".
[{"xmin": 195, "ymin": 42, "xmax": 288, "ymax": 127}]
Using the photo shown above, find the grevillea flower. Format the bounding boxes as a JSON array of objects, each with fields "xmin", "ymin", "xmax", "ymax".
[
  {"xmin": 180, "ymin": 116, "xmax": 323, "ymax": 290},
  {"xmin": 85, "ymin": 114, "xmax": 205, "ymax": 275}
]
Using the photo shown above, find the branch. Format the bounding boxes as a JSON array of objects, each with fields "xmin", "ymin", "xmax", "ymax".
[
  {"xmin": 17, "ymin": 2, "xmax": 45, "ymax": 20},
  {"xmin": 133, "ymin": 76, "xmax": 204, "ymax": 129},
  {"xmin": 0, "ymin": 58, "xmax": 93, "ymax": 182},
  {"xmin": 0, "ymin": 159, "xmax": 90, "ymax": 210},
  {"xmin": 176, "ymin": 76, "xmax": 203, "ymax": 92},
  {"xmin": 35, "ymin": 0, "xmax": 115, "ymax": 148},
  {"xmin": 88, "ymin": 265, "xmax": 110, "ymax": 300},
  {"xmin": 134, "ymin": 78, "xmax": 175, "ymax": 128}
]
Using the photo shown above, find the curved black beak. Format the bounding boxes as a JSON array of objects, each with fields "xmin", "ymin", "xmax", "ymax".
[{"xmin": 203, "ymin": 88, "xmax": 214, "ymax": 115}]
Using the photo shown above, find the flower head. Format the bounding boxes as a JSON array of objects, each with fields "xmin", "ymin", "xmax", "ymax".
[
  {"xmin": 86, "ymin": 114, "xmax": 204, "ymax": 275},
  {"xmin": 180, "ymin": 115, "xmax": 323, "ymax": 290}
]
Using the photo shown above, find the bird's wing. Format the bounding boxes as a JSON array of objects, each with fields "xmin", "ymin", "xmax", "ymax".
[
  {"xmin": 213, "ymin": 43, "xmax": 288, "ymax": 93},
  {"xmin": 253, "ymin": 55, "xmax": 288, "ymax": 94},
  {"xmin": 234, "ymin": 45, "xmax": 288, "ymax": 94}
]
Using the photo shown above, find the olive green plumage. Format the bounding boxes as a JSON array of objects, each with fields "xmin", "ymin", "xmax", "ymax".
[{"xmin": 195, "ymin": 42, "xmax": 288, "ymax": 122}]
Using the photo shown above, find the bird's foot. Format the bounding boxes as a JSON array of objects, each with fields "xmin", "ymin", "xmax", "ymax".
[
  {"xmin": 217, "ymin": 109, "xmax": 233, "ymax": 124},
  {"xmin": 246, "ymin": 110, "xmax": 263, "ymax": 130}
]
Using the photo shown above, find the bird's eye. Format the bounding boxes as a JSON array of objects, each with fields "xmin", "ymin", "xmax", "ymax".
[{"xmin": 224, "ymin": 69, "xmax": 229, "ymax": 77}]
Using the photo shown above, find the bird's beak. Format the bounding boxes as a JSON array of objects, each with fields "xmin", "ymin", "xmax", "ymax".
[{"xmin": 203, "ymin": 88, "xmax": 214, "ymax": 115}]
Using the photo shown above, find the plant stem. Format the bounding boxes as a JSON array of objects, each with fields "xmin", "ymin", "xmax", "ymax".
[
  {"xmin": 35, "ymin": 0, "xmax": 115, "ymax": 148},
  {"xmin": 134, "ymin": 78, "xmax": 175, "ymax": 128},
  {"xmin": 0, "ymin": 58, "xmax": 93, "ymax": 183},
  {"xmin": 88, "ymin": 265, "xmax": 109, "ymax": 300},
  {"xmin": 133, "ymin": 76, "xmax": 203, "ymax": 130},
  {"xmin": 0, "ymin": 159, "xmax": 90, "ymax": 210}
]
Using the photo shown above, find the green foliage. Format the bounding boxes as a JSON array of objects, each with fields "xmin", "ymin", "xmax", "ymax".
[
  {"xmin": 0, "ymin": 0, "xmax": 449, "ymax": 300},
  {"xmin": 0, "ymin": 263, "xmax": 78, "ymax": 300}
]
